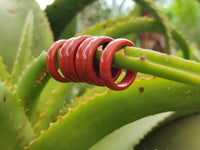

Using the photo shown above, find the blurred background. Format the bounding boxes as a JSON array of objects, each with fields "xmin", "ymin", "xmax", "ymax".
[{"xmin": 36, "ymin": 0, "xmax": 200, "ymax": 50}]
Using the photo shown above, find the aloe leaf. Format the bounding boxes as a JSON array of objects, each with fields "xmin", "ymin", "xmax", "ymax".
[
  {"xmin": 59, "ymin": 16, "xmax": 77, "ymax": 39},
  {"xmin": 0, "ymin": 0, "xmax": 53, "ymax": 72},
  {"xmin": 101, "ymin": 17, "xmax": 189, "ymax": 59},
  {"xmin": 134, "ymin": 0, "xmax": 172, "ymax": 54},
  {"xmin": 103, "ymin": 17, "xmax": 159, "ymax": 38},
  {"xmin": 74, "ymin": 83, "xmax": 95, "ymax": 97},
  {"xmin": 79, "ymin": 2, "xmax": 141, "ymax": 36},
  {"xmin": 190, "ymin": 48, "xmax": 200, "ymax": 62},
  {"xmin": 11, "ymin": 11, "xmax": 34, "ymax": 85},
  {"xmin": 78, "ymin": 2, "xmax": 141, "ymax": 36},
  {"xmin": 135, "ymin": 113, "xmax": 200, "ymax": 150},
  {"xmin": 128, "ymin": 3, "xmax": 142, "ymax": 17},
  {"xmin": 121, "ymin": 33, "xmax": 137, "ymax": 43},
  {"xmin": 15, "ymin": 52, "xmax": 50, "ymax": 121},
  {"xmin": 90, "ymin": 109, "xmax": 200, "ymax": 150},
  {"xmin": 45, "ymin": 0, "xmax": 96, "ymax": 39},
  {"xmin": 32, "ymin": 78, "xmax": 60, "ymax": 124},
  {"xmin": 79, "ymin": 16, "xmax": 130, "ymax": 36},
  {"xmin": 60, "ymin": 86, "xmax": 107, "ymax": 116},
  {"xmin": 81, "ymin": 15, "xmax": 189, "ymax": 58},
  {"xmin": 0, "ymin": 81, "xmax": 34, "ymax": 150},
  {"xmin": 27, "ymin": 78, "xmax": 200, "ymax": 150},
  {"xmin": 171, "ymin": 28, "xmax": 190, "ymax": 59},
  {"xmin": 33, "ymin": 82, "xmax": 93, "ymax": 126},
  {"xmin": 0, "ymin": 57, "xmax": 10, "ymax": 82},
  {"xmin": 34, "ymin": 83, "xmax": 74, "ymax": 136},
  {"xmin": 89, "ymin": 112, "xmax": 173, "ymax": 150}
]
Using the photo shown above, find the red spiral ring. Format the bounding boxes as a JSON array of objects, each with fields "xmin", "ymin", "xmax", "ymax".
[
  {"xmin": 46, "ymin": 35, "xmax": 137, "ymax": 90},
  {"xmin": 46, "ymin": 39, "xmax": 69, "ymax": 82},
  {"xmin": 100, "ymin": 39, "xmax": 137, "ymax": 90}
]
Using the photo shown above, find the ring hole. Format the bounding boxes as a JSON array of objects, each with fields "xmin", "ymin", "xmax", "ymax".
[
  {"xmin": 114, "ymin": 69, "xmax": 126, "ymax": 84},
  {"xmin": 93, "ymin": 43, "xmax": 109, "ymax": 79},
  {"xmin": 57, "ymin": 47, "xmax": 65, "ymax": 76},
  {"xmin": 93, "ymin": 42, "xmax": 121, "ymax": 80}
]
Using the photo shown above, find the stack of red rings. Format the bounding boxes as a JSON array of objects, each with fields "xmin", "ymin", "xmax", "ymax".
[{"xmin": 46, "ymin": 35, "xmax": 137, "ymax": 90}]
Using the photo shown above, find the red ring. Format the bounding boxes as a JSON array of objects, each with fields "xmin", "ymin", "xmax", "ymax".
[
  {"xmin": 63, "ymin": 35, "xmax": 91, "ymax": 82},
  {"xmin": 46, "ymin": 40, "xmax": 69, "ymax": 82},
  {"xmin": 82, "ymin": 36, "xmax": 121, "ymax": 86},
  {"xmin": 75, "ymin": 37, "xmax": 96, "ymax": 82},
  {"xmin": 46, "ymin": 36, "xmax": 137, "ymax": 91},
  {"xmin": 59, "ymin": 38, "xmax": 74, "ymax": 81},
  {"xmin": 100, "ymin": 39, "xmax": 137, "ymax": 90}
]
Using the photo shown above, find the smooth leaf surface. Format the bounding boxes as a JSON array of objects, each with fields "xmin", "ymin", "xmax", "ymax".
[
  {"xmin": 89, "ymin": 112, "xmax": 173, "ymax": 150},
  {"xmin": 136, "ymin": 113, "xmax": 200, "ymax": 150}
]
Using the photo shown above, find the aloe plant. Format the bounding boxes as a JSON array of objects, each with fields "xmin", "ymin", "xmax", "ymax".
[{"xmin": 1, "ymin": 0, "xmax": 200, "ymax": 150}]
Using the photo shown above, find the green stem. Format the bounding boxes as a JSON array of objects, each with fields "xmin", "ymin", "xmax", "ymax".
[{"xmin": 95, "ymin": 46, "xmax": 200, "ymax": 87}]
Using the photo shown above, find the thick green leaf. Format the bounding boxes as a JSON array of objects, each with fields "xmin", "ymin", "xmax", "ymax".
[
  {"xmin": 59, "ymin": 16, "xmax": 77, "ymax": 39},
  {"xmin": 0, "ymin": 57, "xmax": 10, "ymax": 82},
  {"xmin": 11, "ymin": 10, "xmax": 34, "ymax": 85},
  {"xmin": 0, "ymin": 81, "xmax": 34, "ymax": 150},
  {"xmin": 16, "ymin": 52, "xmax": 50, "ymax": 121},
  {"xmin": 135, "ymin": 113, "xmax": 200, "ymax": 150},
  {"xmin": 89, "ymin": 112, "xmax": 173, "ymax": 150},
  {"xmin": 81, "ymin": 16, "xmax": 189, "ymax": 59},
  {"xmin": 0, "ymin": 0, "xmax": 53, "ymax": 72},
  {"xmin": 103, "ymin": 18, "xmax": 159, "ymax": 38},
  {"xmin": 45, "ymin": 0, "xmax": 96, "ymax": 39},
  {"xmin": 90, "ymin": 109, "xmax": 200, "ymax": 150},
  {"xmin": 27, "ymin": 78, "xmax": 200, "ymax": 150},
  {"xmin": 134, "ymin": 0, "xmax": 172, "ymax": 54},
  {"xmin": 74, "ymin": 83, "xmax": 95, "ymax": 98},
  {"xmin": 34, "ymin": 83, "xmax": 74, "ymax": 136},
  {"xmin": 79, "ymin": 3, "xmax": 141, "ymax": 37},
  {"xmin": 60, "ymin": 86, "xmax": 107, "ymax": 116},
  {"xmin": 32, "ymin": 78, "xmax": 60, "ymax": 124},
  {"xmin": 79, "ymin": 16, "xmax": 132, "ymax": 36},
  {"xmin": 171, "ymin": 28, "xmax": 190, "ymax": 59}
]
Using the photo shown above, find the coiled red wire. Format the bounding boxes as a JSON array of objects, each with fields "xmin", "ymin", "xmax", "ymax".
[{"xmin": 46, "ymin": 35, "xmax": 137, "ymax": 90}]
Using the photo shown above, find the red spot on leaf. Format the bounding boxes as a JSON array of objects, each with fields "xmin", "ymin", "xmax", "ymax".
[
  {"xmin": 139, "ymin": 87, "xmax": 144, "ymax": 92},
  {"xmin": 140, "ymin": 56, "xmax": 146, "ymax": 61},
  {"xmin": 3, "ymin": 95, "xmax": 6, "ymax": 102}
]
